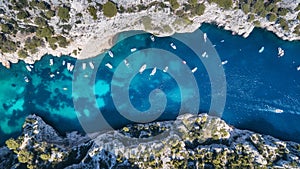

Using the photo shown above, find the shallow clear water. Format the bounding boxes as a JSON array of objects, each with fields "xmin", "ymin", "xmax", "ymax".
[{"xmin": 0, "ymin": 24, "xmax": 299, "ymax": 145}]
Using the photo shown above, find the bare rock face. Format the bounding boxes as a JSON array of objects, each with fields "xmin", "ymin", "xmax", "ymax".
[{"xmin": 1, "ymin": 113, "xmax": 300, "ymax": 168}]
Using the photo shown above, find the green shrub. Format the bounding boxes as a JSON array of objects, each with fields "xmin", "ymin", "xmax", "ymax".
[
  {"xmin": 45, "ymin": 10, "xmax": 55, "ymax": 19},
  {"xmin": 241, "ymin": 4, "xmax": 250, "ymax": 14},
  {"xmin": 1, "ymin": 24, "xmax": 13, "ymax": 33},
  {"xmin": 57, "ymin": 35, "xmax": 69, "ymax": 48},
  {"xmin": 248, "ymin": 14, "xmax": 255, "ymax": 22},
  {"xmin": 36, "ymin": 26, "xmax": 53, "ymax": 38},
  {"xmin": 295, "ymin": 4, "xmax": 300, "ymax": 11},
  {"xmin": 17, "ymin": 10, "xmax": 29, "ymax": 19},
  {"xmin": 195, "ymin": 3, "xmax": 205, "ymax": 16},
  {"xmin": 18, "ymin": 49, "xmax": 28, "ymax": 58},
  {"xmin": 188, "ymin": 0, "xmax": 197, "ymax": 6},
  {"xmin": 278, "ymin": 18, "xmax": 289, "ymax": 31},
  {"xmin": 34, "ymin": 17, "xmax": 47, "ymax": 27},
  {"xmin": 297, "ymin": 12, "xmax": 300, "ymax": 20},
  {"xmin": 208, "ymin": 0, "xmax": 232, "ymax": 9},
  {"xmin": 88, "ymin": 6, "xmax": 97, "ymax": 20},
  {"xmin": 5, "ymin": 138, "xmax": 19, "ymax": 150},
  {"xmin": 103, "ymin": 1, "xmax": 117, "ymax": 17},
  {"xmin": 18, "ymin": 150, "xmax": 33, "ymax": 163},
  {"xmin": 40, "ymin": 154, "xmax": 51, "ymax": 161},
  {"xmin": 277, "ymin": 8, "xmax": 289, "ymax": 16},
  {"xmin": 267, "ymin": 13, "xmax": 277, "ymax": 22},
  {"xmin": 169, "ymin": 0, "xmax": 180, "ymax": 10},
  {"xmin": 58, "ymin": 6, "xmax": 70, "ymax": 21}
]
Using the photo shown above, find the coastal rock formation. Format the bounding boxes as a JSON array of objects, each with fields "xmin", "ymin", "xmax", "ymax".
[
  {"xmin": 0, "ymin": 0, "xmax": 300, "ymax": 67},
  {"xmin": 1, "ymin": 113, "xmax": 300, "ymax": 168}
]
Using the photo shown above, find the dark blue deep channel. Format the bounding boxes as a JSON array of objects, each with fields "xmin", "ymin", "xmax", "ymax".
[{"xmin": 0, "ymin": 23, "xmax": 299, "ymax": 145}]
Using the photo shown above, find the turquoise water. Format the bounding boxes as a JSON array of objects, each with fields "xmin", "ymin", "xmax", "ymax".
[{"xmin": 0, "ymin": 24, "xmax": 299, "ymax": 144}]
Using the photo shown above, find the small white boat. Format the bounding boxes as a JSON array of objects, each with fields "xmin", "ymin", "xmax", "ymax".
[
  {"xmin": 150, "ymin": 35, "xmax": 155, "ymax": 42},
  {"xmin": 124, "ymin": 59, "xmax": 129, "ymax": 67},
  {"xmin": 150, "ymin": 67, "xmax": 157, "ymax": 76},
  {"xmin": 50, "ymin": 74, "xmax": 55, "ymax": 78},
  {"xmin": 26, "ymin": 65, "xmax": 32, "ymax": 72},
  {"xmin": 274, "ymin": 109, "xmax": 284, "ymax": 113},
  {"xmin": 221, "ymin": 60, "xmax": 228, "ymax": 65},
  {"xmin": 50, "ymin": 59, "xmax": 53, "ymax": 66},
  {"xmin": 278, "ymin": 47, "xmax": 284, "ymax": 57},
  {"xmin": 69, "ymin": 65, "xmax": 74, "ymax": 72},
  {"xmin": 62, "ymin": 60, "xmax": 66, "ymax": 66},
  {"xmin": 202, "ymin": 52, "xmax": 208, "ymax": 58},
  {"xmin": 220, "ymin": 40, "xmax": 225, "ymax": 43},
  {"xmin": 191, "ymin": 67, "xmax": 198, "ymax": 73},
  {"xmin": 297, "ymin": 66, "xmax": 300, "ymax": 71},
  {"xmin": 182, "ymin": 60, "xmax": 186, "ymax": 64},
  {"xmin": 203, "ymin": 33, "xmax": 207, "ymax": 43},
  {"xmin": 131, "ymin": 48, "xmax": 137, "ymax": 52},
  {"xmin": 24, "ymin": 76, "xmax": 29, "ymax": 83},
  {"xmin": 82, "ymin": 63, "xmax": 86, "ymax": 70},
  {"xmin": 67, "ymin": 62, "xmax": 71, "ymax": 71},
  {"xmin": 63, "ymin": 87, "xmax": 68, "ymax": 91},
  {"xmin": 108, "ymin": 50, "xmax": 114, "ymax": 58},
  {"xmin": 139, "ymin": 64, "xmax": 147, "ymax": 73},
  {"xmin": 170, "ymin": 43, "xmax": 176, "ymax": 50},
  {"xmin": 89, "ymin": 62, "xmax": 94, "ymax": 69},
  {"xmin": 163, "ymin": 66, "xmax": 168, "ymax": 72},
  {"xmin": 258, "ymin": 46, "xmax": 264, "ymax": 53},
  {"xmin": 29, "ymin": 65, "xmax": 34, "ymax": 68},
  {"xmin": 56, "ymin": 71, "xmax": 60, "ymax": 74},
  {"xmin": 105, "ymin": 63, "xmax": 113, "ymax": 69}
]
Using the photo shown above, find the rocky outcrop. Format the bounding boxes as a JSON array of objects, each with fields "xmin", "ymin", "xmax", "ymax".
[
  {"xmin": 0, "ymin": 0, "xmax": 299, "ymax": 67},
  {"xmin": 1, "ymin": 113, "xmax": 300, "ymax": 168}
]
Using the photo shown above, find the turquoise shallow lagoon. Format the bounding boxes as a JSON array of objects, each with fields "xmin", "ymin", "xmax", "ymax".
[{"xmin": 0, "ymin": 24, "xmax": 299, "ymax": 144}]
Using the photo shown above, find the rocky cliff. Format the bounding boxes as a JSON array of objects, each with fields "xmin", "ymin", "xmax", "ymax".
[{"xmin": 1, "ymin": 113, "xmax": 300, "ymax": 168}]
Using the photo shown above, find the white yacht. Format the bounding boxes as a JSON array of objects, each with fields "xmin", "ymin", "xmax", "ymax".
[
  {"xmin": 150, "ymin": 35, "xmax": 155, "ymax": 42},
  {"xmin": 82, "ymin": 63, "xmax": 86, "ymax": 70},
  {"xmin": 202, "ymin": 52, "xmax": 208, "ymax": 58},
  {"xmin": 62, "ymin": 60, "xmax": 66, "ymax": 66},
  {"xmin": 139, "ymin": 64, "xmax": 147, "ymax": 73},
  {"xmin": 69, "ymin": 65, "xmax": 74, "ymax": 72},
  {"xmin": 105, "ymin": 63, "xmax": 113, "ymax": 69},
  {"xmin": 278, "ymin": 47, "xmax": 284, "ymax": 57},
  {"xmin": 150, "ymin": 67, "xmax": 157, "ymax": 76},
  {"xmin": 182, "ymin": 60, "xmax": 187, "ymax": 64},
  {"xmin": 25, "ymin": 65, "xmax": 32, "ymax": 72},
  {"xmin": 50, "ymin": 59, "xmax": 53, "ymax": 66},
  {"xmin": 191, "ymin": 67, "xmax": 198, "ymax": 73},
  {"xmin": 163, "ymin": 66, "xmax": 168, "ymax": 72},
  {"xmin": 221, "ymin": 60, "xmax": 228, "ymax": 65},
  {"xmin": 131, "ymin": 48, "xmax": 137, "ymax": 52},
  {"xmin": 297, "ymin": 66, "xmax": 300, "ymax": 71},
  {"xmin": 220, "ymin": 40, "xmax": 225, "ymax": 43},
  {"xmin": 274, "ymin": 109, "xmax": 284, "ymax": 113},
  {"xmin": 67, "ymin": 62, "xmax": 71, "ymax": 71},
  {"xmin": 24, "ymin": 76, "xmax": 29, "ymax": 83},
  {"xmin": 258, "ymin": 46, "xmax": 264, "ymax": 53},
  {"xmin": 170, "ymin": 43, "xmax": 176, "ymax": 50},
  {"xmin": 108, "ymin": 50, "xmax": 114, "ymax": 58},
  {"xmin": 124, "ymin": 59, "xmax": 129, "ymax": 67},
  {"xmin": 89, "ymin": 62, "xmax": 94, "ymax": 69},
  {"xmin": 50, "ymin": 74, "xmax": 55, "ymax": 78},
  {"xmin": 203, "ymin": 33, "xmax": 207, "ymax": 43}
]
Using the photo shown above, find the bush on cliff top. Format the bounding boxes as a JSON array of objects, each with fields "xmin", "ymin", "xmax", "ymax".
[
  {"xmin": 208, "ymin": 0, "xmax": 232, "ymax": 9},
  {"xmin": 103, "ymin": 1, "xmax": 117, "ymax": 18}
]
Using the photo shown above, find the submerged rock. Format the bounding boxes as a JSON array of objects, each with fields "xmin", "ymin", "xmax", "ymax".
[{"xmin": 1, "ymin": 113, "xmax": 300, "ymax": 168}]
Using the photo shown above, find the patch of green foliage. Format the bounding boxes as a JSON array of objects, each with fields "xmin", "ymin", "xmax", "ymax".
[
  {"xmin": 169, "ymin": 0, "xmax": 180, "ymax": 10},
  {"xmin": 267, "ymin": 13, "xmax": 277, "ymax": 22},
  {"xmin": 34, "ymin": 17, "xmax": 47, "ymax": 27},
  {"xmin": 36, "ymin": 26, "xmax": 53, "ymax": 38},
  {"xmin": 5, "ymin": 138, "xmax": 19, "ymax": 150},
  {"xmin": 58, "ymin": 6, "xmax": 70, "ymax": 21},
  {"xmin": 278, "ymin": 18, "xmax": 289, "ymax": 31},
  {"xmin": 18, "ymin": 49, "xmax": 28, "ymax": 58},
  {"xmin": 195, "ymin": 3, "xmax": 205, "ymax": 16},
  {"xmin": 88, "ymin": 6, "xmax": 97, "ymax": 20},
  {"xmin": 103, "ymin": 1, "xmax": 117, "ymax": 17},
  {"xmin": 0, "ymin": 34, "xmax": 17, "ymax": 53},
  {"xmin": 208, "ymin": 0, "xmax": 232, "ymax": 9},
  {"xmin": 17, "ymin": 10, "xmax": 29, "ymax": 19},
  {"xmin": 18, "ymin": 150, "xmax": 33, "ymax": 163}
]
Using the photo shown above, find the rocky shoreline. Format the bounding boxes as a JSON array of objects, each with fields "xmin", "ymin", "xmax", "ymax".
[
  {"xmin": 0, "ymin": 0, "xmax": 300, "ymax": 68},
  {"xmin": 1, "ymin": 113, "xmax": 300, "ymax": 168}
]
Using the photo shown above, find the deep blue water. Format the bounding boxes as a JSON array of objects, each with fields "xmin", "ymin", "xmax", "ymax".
[{"xmin": 0, "ymin": 23, "xmax": 299, "ymax": 145}]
